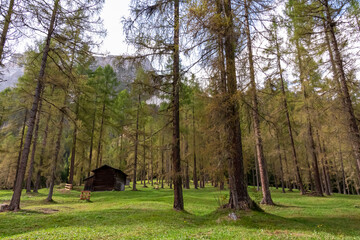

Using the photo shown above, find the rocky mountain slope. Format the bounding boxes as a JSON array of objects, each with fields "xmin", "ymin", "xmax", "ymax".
[{"xmin": 0, "ymin": 54, "xmax": 152, "ymax": 92}]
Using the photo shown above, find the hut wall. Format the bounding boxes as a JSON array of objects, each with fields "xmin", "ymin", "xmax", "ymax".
[
  {"xmin": 84, "ymin": 177, "xmax": 94, "ymax": 191},
  {"xmin": 114, "ymin": 172, "xmax": 126, "ymax": 191},
  {"xmin": 93, "ymin": 168, "xmax": 115, "ymax": 191}
]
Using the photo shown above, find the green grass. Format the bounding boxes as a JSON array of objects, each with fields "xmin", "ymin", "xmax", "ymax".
[{"xmin": 1, "ymin": 184, "xmax": 360, "ymax": 239}]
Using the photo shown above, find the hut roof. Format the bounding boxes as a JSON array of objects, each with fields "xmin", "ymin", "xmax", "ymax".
[
  {"xmin": 83, "ymin": 175, "xmax": 94, "ymax": 181},
  {"xmin": 91, "ymin": 164, "xmax": 128, "ymax": 176}
]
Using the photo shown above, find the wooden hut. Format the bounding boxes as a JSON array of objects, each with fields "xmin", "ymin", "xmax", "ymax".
[{"xmin": 84, "ymin": 165, "xmax": 128, "ymax": 191}]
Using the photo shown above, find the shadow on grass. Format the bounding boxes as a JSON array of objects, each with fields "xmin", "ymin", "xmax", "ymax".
[
  {"xmin": 1, "ymin": 187, "xmax": 360, "ymax": 239},
  {"xmin": 1, "ymin": 204, "xmax": 359, "ymax": 239}
]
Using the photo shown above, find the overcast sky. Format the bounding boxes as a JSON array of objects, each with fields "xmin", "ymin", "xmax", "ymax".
[{"xmin": 99, "ymin": 0, "xmax": 132, "ymax": 55}]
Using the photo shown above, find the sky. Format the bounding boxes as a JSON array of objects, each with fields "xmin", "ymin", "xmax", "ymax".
[{"xmin": 99, "ymin": 0, "xmax": 132, "ymax": 55}]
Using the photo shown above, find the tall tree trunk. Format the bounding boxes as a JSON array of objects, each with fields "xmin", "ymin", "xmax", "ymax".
[
  {"xmin": 172, "ymin": 0, "xmax": 183, "ymax": 211},
  {"xmin": 324, "ymin": 1, "xmax": 360, "ymax": 183},
  {"xmin": 316, "ymin": 131, "xmax": 330, "ymax": 195},
  {"xmin": 321, "ymin": 140, "xmax": 332, "ymax": 195},
  {"xmin": 339, "ymin": 145, "xmax": 347, "ymax": 194},
  {"xmin": 34, "ymin": 105, "xmax": 52, "ymax": 193},
  {"xmin": 26, "ymin": 96, "xmax": 43, "ymax": 193},
  {"xmin": 150, "ymin": 128, "xmax": 154, "ymax": 186},
  {"xmin": 306, "ymin": 154, "xmax": 314, "ymax": 192},
  {"xmin": 13, "ymin": 109, "xmax": 28, "ymax": 191},
  {"xmin": 254, "ymin": 148, "xmax": 260, "ymax": 191},
  {"xmin": 96, "ymin": 102, "xmax": 106, "ymax": 168},
  {"xmin": 143, "ymin": 126, "xmax": 147, "ymax": 187},
  {"xmin": 68, "ymin": 100, "xmax": 79, "ymax": 185},
  {"xmin": 283, "ymin": 40, "xmax": 306, "ymax": 195},
  {"xmin": 192, "ymin": 102, "xmax": 198, "ymax": 189},
  {"xmin": 5, "ymin": 0, "xmax": 60, "ymax": 212},
  {"xmin": 275, "ymin": 131, "xmax": 285, "ymax": 193},
  {"xmin": 305, "ymin": 115, "xmax": 322, "ymax": 196},
  {"xmin": 47, "ymin": 96, "xmax": 66, "ymax": 202},
  {"xmin": 88, "ymin": 109, "xmax": 96, "ymax": 177},
  {"xmin": 282, "ymin": 146, "xmax": 292, "ymax": 191},
  {"xmin": 223, "ymin": 0, "xmax": 253, "ymax": 210},
  {"xmin": 0, "ymin": 0, "xmax": 15, "ymax": 65},
  {"xmin": 244, "ymin": 0, "xmax": 273, "ymax": 205},
  {"xmin": 274, "ymin": 26, "xmax": 304, "ymax": 194},
  {"xmin": 161, "ymin": 134, "xmax": 165, "ymax": 189},
  {"xmin": 184, "ymin": 113, "xmax": 190, "ymax": 189},
  {"xmin": 133, "ymin": 94, "xmax": 140, "ymax": 191}
]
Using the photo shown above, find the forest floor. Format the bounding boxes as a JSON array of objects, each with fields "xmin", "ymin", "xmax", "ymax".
[{"xmin": 0, "ymin": 184, "xmax": 360, "ymax": 239}]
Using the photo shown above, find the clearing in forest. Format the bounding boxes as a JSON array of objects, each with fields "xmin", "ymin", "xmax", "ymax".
[{"xmin": 0, "ymin": 186, "xmax": 359, "ymax": 239}]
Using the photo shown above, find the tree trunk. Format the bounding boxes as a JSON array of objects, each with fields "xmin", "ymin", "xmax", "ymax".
[
  {"xmin": 143, "ymin": 126, "xmax": 147, "ymax": 188},
  {"xmin": 68, "ymin": 100, "xmax": 79, "ymax": 185},
  {"xmin": 150, "ymin": 128, "xmax": 154, "ymax": 186},
  {"xmin": 305, "ymin": 117, "xmax": 322, "ymax": 196},
  {"xmin": 254, "ymin": 148, "xmax": 260, "ymax": 191},
  {"xmin": 172, "ymin": 0, "xmax": 183, "ymax": 211},
  {"xmin": 96, "ymin": 102, "xmax": 106, "ymax": 168},
  {"xmin": 223, "ymin": 0, "xmax": 253, "ymax": 210},
  {"xmin": 316, "ymin": 131, "xmax": 330, "ymax": 196},
  {"xmin": 244, "ymin": 0, "xmax": 273, "ymax": 205},
  {"xmin": 275, "ymin": 132, "xmax": 285, "ymax": 193},
  {"xmin": 184, "ymin": 116, "xmax": 190, "ymax": 189},
  {"xmin": 47, "ymin": 96, "xmax": 66, "ymax": 202},
  {"xmin": 161, "ymin": 135, "xmax": 165, "ymax": 189},
  {"xmin": 283, "ymin": 40, "xmax": 306, "ymax": 195},
  {"xmin": 26, "ymin": 96, "xmax": 43, "ymax": 193},
  {"xmin": 339, "ymin": 146, "xmax": 347, "ymax": 194},
  {"xmin": 13, "ymin": 109, "xmax": 28, "ymax": 191},
  {"xmin": 324, "ymin": 0, "xmax": 360, "ymax": 183},
  {"xmin": 274, "ymin": 26, "xmax": 303, "ymax": 194},
  {"xmin": 133, "ymin": 94, "xmax": 140, "ymax": 191},
  {"xmin": 5, "ymin": 0, "xmax": 60, "ymax": 212},
  {"xmin": 34, "ymin": 105, "xmax": 52, "ymax": 193},
  {"xmin": 88, "ymin": 109, "xmax": 96, "ymax": 177},
  {"xmin": 0, "ymin": 0, "xmax": 15, "ymax": 65},
  {"xmin": 192, "ymin": 102, "xmax": 198, "ymax": 189}
]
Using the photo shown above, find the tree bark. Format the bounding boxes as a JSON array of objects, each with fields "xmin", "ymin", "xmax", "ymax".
[
  {"xmin": 132, "ymin": 94, "xmax": 140, "ymax": 191},
  {"xmin": 223, "ymin": 0, "xmax": 253, "ymax": 210},
  {"xmin": 275, "ymin": 131, "xmax": 285, "ymax": 193},
  {"xmin": 88, "ymin": 109, "xmax": 96, "ymax": 177},
  {"xmin": 34, "ymin": 104, "xmax": 52, "ymax": 193},
  {"xmin": 172, "ymin": 0, "xmax": 183, "ymax": 211},
  {"xmin": 47, "ymin": 96, "xmax": 66, "ymax": 202},
  {"xmin": 244, "ymin": 0, "xmax": 273, "ymax": 205},
  {"xmin": 192, "ymin": 101, "xmax": 198, "ymax": 189},
  {"xmin": 339, "ymin": 145, "xmax": 347, "ymax": 194},
  {"xmin": 5, "ymin": 0, "xmax": 60, "ymax": 211},
  {"xmin": 26, "ymin": 96, "xmax": 43, "ymax": 193},
  {"xmin": 143, "ymin": 126, "xmax": 147, "ymax": 187},
  {"xmin": 324, "ymin": 0, "xmax": 360, "ymax": 183},
  {"xmin": 254, "ymin": 148, "xmax": 260, "ymax": 191},
  {"xmin": 161, "ymin": 134, "xmax": 165, "ymax": 189},
  {"xmin": 68, "ymin": 100, "xmax": 79, "ymax": 185},
  {"xmin": 150, "ymin": 128, "xmax": 154, "ymax": 186},
  {"xmin": 96, "ymin": 102, "xmax": 106, "ymax": 168},
  {"xmin": 13, "ymin": 109, "xmax": 28, "ymax": 191},
  {"xmin": 0, "ymin": 0, "xmax": 15, "ymax": 65},
  {"xmin": 305, "ymin": 116, "xmax": 322, "ymax": 196}
]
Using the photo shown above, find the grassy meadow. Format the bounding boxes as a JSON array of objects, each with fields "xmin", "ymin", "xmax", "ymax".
[{"xmin": 0, "ymin": 184, "xmax": 360, "ymax": 239}]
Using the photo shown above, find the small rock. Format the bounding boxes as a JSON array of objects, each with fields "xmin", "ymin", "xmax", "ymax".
[
  {"xmin": 0, "ymin": 204, "xmax": 8, "ymax": 212},
  {"xmin": 228, "ymin": 212, "xmax": 237, "ymax": 220}
]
